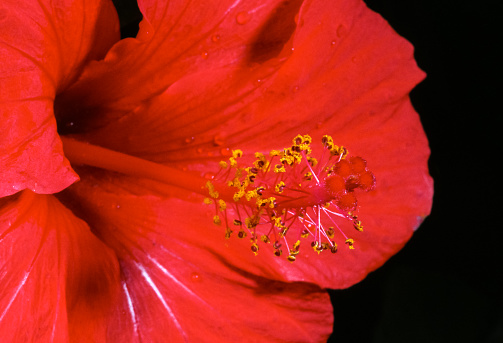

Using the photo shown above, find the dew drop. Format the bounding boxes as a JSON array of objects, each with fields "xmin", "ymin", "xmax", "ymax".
[
  {"xmin": 213, "ymin": 135, "xmax": 225, "ymax": 146},
  {"xmin": 220, "ymin": 148, "xmax": 231, "ymax": 157},
  {"xmin": 211, "ymin": 34, "xmax": 220, "ymax": 42},
  {"xmin": 236, "ymin": 11, "xmax": 250, "ymax": 25},
  {"xmin": 201, "ymin": 51, "xmax": 209, "ymax": 60},
  {"xmin": 204, "ymin": 173, "xmax": 214, "ymax": 180},
  {"xmin": 331, "ymin": 40, "xmax": 336, "ymax": 46},
  {"xmin": 184, "ymin": 136, "xmax": 195, "ymax": 144},
  {"xmin": 191, "ymin": 272, "xmax": 201, "ymax": 282},
  {"xmin": 292, "ymin": 85, "xmax": 300, "ymax": 93}
]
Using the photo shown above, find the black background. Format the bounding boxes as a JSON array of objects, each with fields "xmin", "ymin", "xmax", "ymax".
[
  {"xmin": 112, "ymin": 1, "xmax": 502, "ymax": 341},
  {"xmin": 330, "ymin": 1, "xmax": 501, "ymax": 342}
]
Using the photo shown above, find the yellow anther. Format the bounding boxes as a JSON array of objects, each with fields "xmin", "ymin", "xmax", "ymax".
[
  {"xmin": 307, "ymin": 156, "xmax": 318, "ymax": 167},
  {"xmin": 203, "ymin": 198, "xmax": 213, "ymax": 205},
  {"xmin": 245, "ymin": 189, "xmax": 259, "ymax": 201},
  {"xmin": 233, "ymin": 219, "xmax": 242, "ymax": 226},
  {"xmin": 275, "ymin": 181, "xmax": 286, "ymax": 193},
  {"xmin": 292, "ymin": 240, "xmax": 301, "ymax": 251},
  {"xmin": 254, "ymin": 152, "xmax": 265, "ymax": 160},
  {"xmin": 270, "ymin": 149, "xmax": 281, "ymax": 157},
  {"xmin": 322, "ymin": 135, "xmax": 334, "ymax": 148},
  {"xmin": 219, "ymin": 161, "xmax": 228, "ymax": 168},
  {"xmin": 232, "ymin": 149, "xmax": 243, "ymax": 158},
  {"xmin": 237, "ymin": 229, "xmax": 247, "ymax": 238},
  {"xmin": 218, "ymin": 199, "xmax": 227, "ymax": 211},
  {"xmin": 354, "ymin": 220, "xmax": 363, "ymax": 232},
  {"xmin": 330, "ymin": 244, "xmax": 338, "ymax": 253},
  {"xmin": 304, "ymin": 172, "xmax": 313, "ymax": 180},
  {"xmin": 279, "ymin": 227, "xmax": 288, "ymax": 238},
  {"xmin": 280, "ymin": 152, "xmax": 296, "ymax": 166},
  {"xmin": 287, "ymin": 255, "xmax": 296, "ymax": 262},
  {"xmin": 251, "ymin": 243, "xmax": 259, "ymax": 256},
  {"xmin": 213, "ymin": 215, "xmax": 222, "ymax": 225},
  {"xmin": 261, "ymin": 235, "xmax": 271, "ymax": 243},
  {"xmin": 245, "ymin": 216, "xmax": 259, "ymax": 229},
  {"xmin": 301, "ymin": 230, "xmax": 309, "ymax": 238},
  {"xmin": 229, "ymin": 157, "xmax": 238, "ymax": 168},
  {"xmin": 233, "ymin": 190, "xmax": 244, "ymax": 202},
  {"xmin": 293, "ymin": 134, "xmax": 304, "ymax": 144},
  {"xmin": 225, "ymin": 228, "xmax": 233, "ymax": 239},
  {"xmin": 326, "ymin": 227, "xmax": 335, "ymax": 238},
  {"xmin": 345, "ymin": 238, "xmax": 355, "ymax": 249},
  {"xmin": 206, "ymin": 181, "xmax": 219, "ymax": 198},
  {"xmin": 274, "ymin": 164, "xmax": 286, "ymax": 173}
]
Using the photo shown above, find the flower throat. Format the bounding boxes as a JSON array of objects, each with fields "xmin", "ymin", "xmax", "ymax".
[{"xmin": 61, "ymin": 134, "xmax": 375, "ymax": 262}]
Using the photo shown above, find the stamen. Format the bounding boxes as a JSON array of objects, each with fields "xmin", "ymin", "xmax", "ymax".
[{"xmin": 204, "ymin": 134, "xmax": 376, "ymax": 261}]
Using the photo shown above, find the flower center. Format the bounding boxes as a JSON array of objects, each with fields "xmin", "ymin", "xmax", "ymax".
[
  {"xmin": 203, "ymin": 135, "xmax": 376, "ymax": 262},
  {"xmin": 61, "ymin": 135, "xmax": 376, "ymax": 263}
]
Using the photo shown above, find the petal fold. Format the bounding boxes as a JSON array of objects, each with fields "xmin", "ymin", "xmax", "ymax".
[
  {"xmin": 0, "ymin": 191, "xmax": 120, "ymax": 342},
  {"xmin": 0, "ymin": 0, "xmax": 120, "ymax": 197}
]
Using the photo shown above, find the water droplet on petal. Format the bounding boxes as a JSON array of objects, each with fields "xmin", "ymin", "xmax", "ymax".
[
  {"xmin": 213, "ymin": 135, "xmax": 225, "ymax": 146},
  {"xmin": 201, "ymin": 51, "xmax": 209, "ymax": 59},
  {"xmin": 220, "ymin": 148, "xmax": 231, "ymax": 157},
  {"xmin": 184, "ymin": 137, "xmax": 195, "ymax": 144},
  {"xmin": 211, "ymin": 34, "xmax": 220, "ymax": 42},
  {"xmin": 236, "ymin": 11, "xmax": 250, "ymax": 25},
  {"xmin": 331, "ymin": 40, "xmax": 336, "ymax": 46},
  {"xmin": 191, "ymin": 272, "xmax": 201, "ymax": 282}
]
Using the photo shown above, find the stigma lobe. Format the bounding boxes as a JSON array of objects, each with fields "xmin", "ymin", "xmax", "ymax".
[{"xmin": 204, "ymin": 135, "xmax": 375, "ymax": 261}]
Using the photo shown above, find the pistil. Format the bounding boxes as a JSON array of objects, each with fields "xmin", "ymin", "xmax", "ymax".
[{"xmin": 61, "ymin": 137, "xmax": 207, "ymax": 195}]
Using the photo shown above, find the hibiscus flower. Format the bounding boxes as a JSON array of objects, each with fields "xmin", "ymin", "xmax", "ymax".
[{"xmin": 0, "ymin": 0, "xmax": 433, "ymax": 341}]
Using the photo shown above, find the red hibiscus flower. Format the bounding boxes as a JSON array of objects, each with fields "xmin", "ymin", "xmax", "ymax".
[{"xmin": 0, "ymin": 0, "xmax": 433, "ymax": 341}]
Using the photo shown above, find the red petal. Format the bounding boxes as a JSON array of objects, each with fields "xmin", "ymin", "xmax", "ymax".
[
  {"xmin": 64, "ymin": 0, "xmax": 431, "ymax": 289},
  {"xmin": 55, "ymin": 0, "xmax": 301, "ymax": 132},
  {"xmin": 59, "ymin": 172, "xmax": 334, "ymax": 342},
  {"xmin": 0, "ymin": 0, "xmax": 120, "ymax": 197},
  {"xmin": 0, "ymin": 191, "xmax": 120, "ymax": 341}
]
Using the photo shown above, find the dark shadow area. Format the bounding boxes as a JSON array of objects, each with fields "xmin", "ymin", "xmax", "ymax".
[
  {"xmin": 245, "ymin": 0, "xmax": 304, "ymax": 64},
  {"xmin": 111, "ymin": 0, "xmax": 142, "ymax": 38}
]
